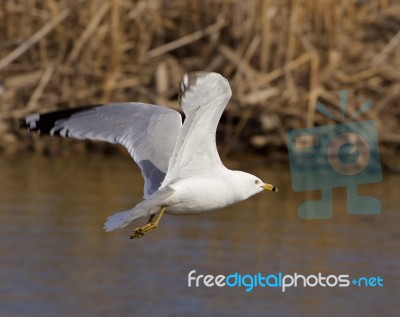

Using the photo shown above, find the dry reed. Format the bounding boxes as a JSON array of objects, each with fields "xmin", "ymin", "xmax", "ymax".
[{"xmin": 0, "ymin": 0, "xmax": 399, "ymax": 170}]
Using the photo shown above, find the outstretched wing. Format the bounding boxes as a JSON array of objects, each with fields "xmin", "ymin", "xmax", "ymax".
[
  {"xmin": 21, "ymin": 103, "xmax": 182, "ymax": 198},
  {"xmin": 161, "ymin": 72, "xmax": 232, "ymax": 186}
]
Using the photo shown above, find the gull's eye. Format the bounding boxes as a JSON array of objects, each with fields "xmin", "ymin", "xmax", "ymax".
[{"xmin": 254, "ymin": 179, "xmax": 260, "ymax": 185}]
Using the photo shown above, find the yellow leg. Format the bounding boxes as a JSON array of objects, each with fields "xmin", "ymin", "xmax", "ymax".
[{"xmin": 129, "ymin": 206, "xmax": 167, "ymax": 239}]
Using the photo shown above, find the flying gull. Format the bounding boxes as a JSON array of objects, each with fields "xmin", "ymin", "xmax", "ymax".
[{"xmin": 21, "ymin": 72, "xmax": 277, "ymax": 239}]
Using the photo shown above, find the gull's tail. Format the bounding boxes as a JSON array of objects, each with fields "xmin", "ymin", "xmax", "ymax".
[
  {"xmin": 104, "ymin": 209, "xmax": 145, "ymax": 232},
  {"xmin": 103, "ymin": 187, "xmax": 174, "ymax": 232},
  {"xmin": 104, "ymin": 199, "xmax": 158, "ymax": 232}
]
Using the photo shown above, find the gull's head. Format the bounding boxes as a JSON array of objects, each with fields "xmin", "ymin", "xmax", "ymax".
[{"xmin": 231, "ymin": 171, "xmax": 278, "ymax": 200}]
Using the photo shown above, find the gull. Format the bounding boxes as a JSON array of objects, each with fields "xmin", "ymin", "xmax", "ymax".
[{"xmin": 21, "ymin": 72, "xmax": 277, "ymax": 239}]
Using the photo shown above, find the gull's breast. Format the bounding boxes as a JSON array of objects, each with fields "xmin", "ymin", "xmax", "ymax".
[{"xmin": 163, "ymin": 176, "xmax": 241, "ymax": 215}]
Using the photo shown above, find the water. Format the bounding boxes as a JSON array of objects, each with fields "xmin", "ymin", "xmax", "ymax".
[{"xmin": 0, "ymin": 154, "xmax": 399, "ymax": 317}]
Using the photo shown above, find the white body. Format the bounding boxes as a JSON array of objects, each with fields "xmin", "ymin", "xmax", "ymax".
[
  {"xmin": 164, "ymin": 170, "xmax": 264, "ymax": 214},
  {"xmin": 102, "ymin": 168, "xmax": 267, "ymax": 231}
]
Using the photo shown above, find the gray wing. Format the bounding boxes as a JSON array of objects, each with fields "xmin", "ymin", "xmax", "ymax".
[
  {"xmin": 22, "ymin": 103, "xmax": 182, "ymax": 198},
  {"xmin": 161, "ymin": 72, "xmax": 232, "ymax": 186}
]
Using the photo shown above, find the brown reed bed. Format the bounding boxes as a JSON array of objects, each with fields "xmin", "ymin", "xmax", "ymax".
[{"xmin": 0, "ymin": 0, "xmax": 399, "ymax": 170}]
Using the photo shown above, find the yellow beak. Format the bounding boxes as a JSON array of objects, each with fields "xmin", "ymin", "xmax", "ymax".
[{"xmin": 262, "ymin": 183, "xmax": 278, "ymax": 192}]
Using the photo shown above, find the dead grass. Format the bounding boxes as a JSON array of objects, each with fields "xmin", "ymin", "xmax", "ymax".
[{"xmin": 0, "ymin": 0, "xmax": 399, "ymax": 168}]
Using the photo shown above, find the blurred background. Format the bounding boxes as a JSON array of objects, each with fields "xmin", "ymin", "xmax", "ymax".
[
  {"xmin": 0, "ymin": 0, "xmax": 399, "ymax": 316},
  {"xmin": 0, "ymin": 0, "xmax": 399, "ymax": 166}
]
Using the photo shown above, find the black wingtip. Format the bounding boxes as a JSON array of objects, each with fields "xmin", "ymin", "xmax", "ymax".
[
  {"xmin": 19, "ymin": 105, "xmax": 97, "ymax": 136},
  {"xmin": 20, "ymin": 113, "xmax": 41, "ymax": 132}
]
